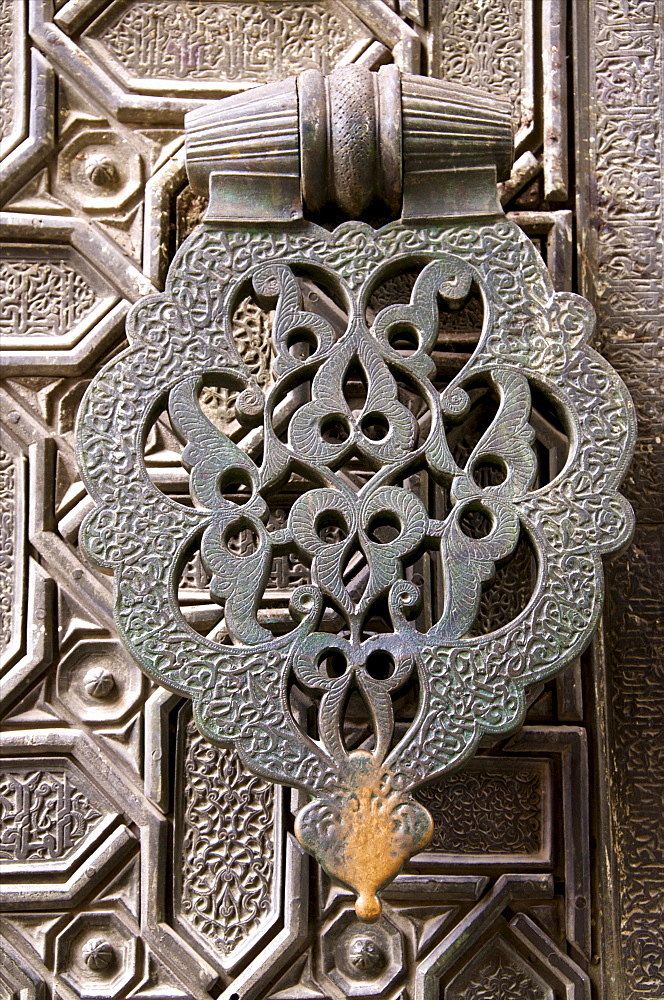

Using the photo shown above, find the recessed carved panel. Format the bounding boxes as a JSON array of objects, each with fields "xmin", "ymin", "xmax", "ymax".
[
  {"xmin": 320, "ymin": 905, "xmax": 404, "ymax": 997},
  {"xmin": 0, "ymin": 444, "xmax": 21, "ymax": 660},
  {"xmin": 430, "ymin": 0, "xmax": 533, "ymax": 141},
  {"xmin": 415, "ymin": 758, "xmax": 551, "ymax": 863},
  {"xmin": 173, "ymin": 712, "xmax": 282, "ymax": 971},
  {"xmin": 0, "ymin": 758, "xmax": 110, "ymax": 871},
  {"xmin": 0, "ymin": 0, "xmax": 17, "ymax": 149},
  {"xmin": 55, "ymin": 128, "xmax": 144, "ymax": 213},
  {"xmin": 0, "ymin": 245, "xmax": 114, "ymax": 348},
  {"xmin": 55, "ymin": 639, "xmax": 146, "ymax": 724},
  {"xmin": 84, "ymin": 1, "xmax": 373, "ymax": 94},
  {"xmin": 446, "ymin": 934, "xmax": 553, "ymax": 1000},
  {"xmin": 55, "ymin": 910, "xmax": 140, "ymax": 999}
]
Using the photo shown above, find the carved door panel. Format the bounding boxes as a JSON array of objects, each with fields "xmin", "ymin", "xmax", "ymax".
[{"xmin": 1, "ymin": 4, "xmax": 661, "ymax": 1000}]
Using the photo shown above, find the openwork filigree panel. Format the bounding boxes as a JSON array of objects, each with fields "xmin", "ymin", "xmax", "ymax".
[{"xmin": 77, "ymin": 214, "xmax": 634, "ymax": 918}]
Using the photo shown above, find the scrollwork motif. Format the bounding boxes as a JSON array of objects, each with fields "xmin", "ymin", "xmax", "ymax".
[{"xmin": 76, "ymin": 216, "xmax": 635, "ymax": 918}]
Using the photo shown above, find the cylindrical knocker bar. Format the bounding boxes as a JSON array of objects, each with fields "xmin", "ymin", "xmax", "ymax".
[{"xmin": 185, "ymin": 65, "xmax": 513, "ymax": 222}]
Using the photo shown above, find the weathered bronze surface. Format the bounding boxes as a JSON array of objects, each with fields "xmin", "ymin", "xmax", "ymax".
[
  {"xmin": 76, "ymin": 68, "xmax": 635, "ymax": 921},
  {"xmin": 2, "ymin": 3, "xmax": 661, "ymax": 997}
]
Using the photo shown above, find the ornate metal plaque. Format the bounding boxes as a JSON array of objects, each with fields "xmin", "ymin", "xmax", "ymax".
[{"xmin": 75, "ymin": 66, "xmax": 635, "ymax": 923}]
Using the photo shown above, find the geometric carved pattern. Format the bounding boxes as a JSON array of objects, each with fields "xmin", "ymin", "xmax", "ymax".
[
  {"xmin": 0, "ymin": 0, "xmax": 658, "ymax": 996},
  {"xmin": 0, "ymin": 732, "xmax": 136, "ymax": 914},
  {"xmin": 0, "ymin": 0, "xmax": 15, "ymax": 145},
  {"xmin": 432, "ymin": 0, "xmax": 570, "ymax": 202},
  {"xmin": 430, "ymin": 0, "xmax": 533, "ymax": 140},
  {"xmin": 416, "ymin": 759, "xmax": 547, "ymax": 858},
  {"xmin": 55, "ymin": 910, "xmax": 140, "ymax": 999},
  {"xmin": 0, "ymin": 446, "xmax": 15, "ymax": 650},
  {"xmin": 0, "ymin": 242, "xmax": 117, "ymax": 357},
  {"xmin": 446, "ymin": 935, "xmax": 553, "ymax": 1000}
]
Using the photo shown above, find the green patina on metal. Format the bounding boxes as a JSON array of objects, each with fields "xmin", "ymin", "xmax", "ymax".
[{"xmin": 76, "ymin": 69, "xmax": 635, "ymax": 920}]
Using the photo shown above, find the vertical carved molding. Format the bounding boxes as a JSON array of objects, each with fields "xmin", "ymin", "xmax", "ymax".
[
  {"xmin": 0, "ymin": 447, "xmax": 16, "ymax": 652},
  {"xmin": 575, "ymin": 1, "xmax": 664, "ymax": 996},
  {"xmin": 173, "ymin": 713, "xmax": 282, "ymax": 972}
]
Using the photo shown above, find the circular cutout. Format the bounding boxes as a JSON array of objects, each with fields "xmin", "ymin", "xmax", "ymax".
[
  {"xmin": 225, "ymin": 524, "xmax": 259, "ymax": 555},
  {"xmin": 365, "ymin": 650, "xmax": 395, "ymax": 680},
  {"xmin": 367, "ymin": 514, "xmax": 400, "ymax": 544},
  {"xmin": 319, "ymin": 649, "xmax": 348, "ymax": 678},
  {"xmin": 287, "ymin": 330, "xmax": 314, "ymax": 360},
  {"xmin": 219, "ymin": 469, "xmax": 253, "ymax": 505},
  {"xmin": 472, "ymin": 458, "xmax": 507, "ymax": 487},
  {"xmin": 388, "ymin": 325, "xmax": 419, "ymax": 355},
  {"xmin": 316, "ymin": 509, "xmax": 349, "ymax": 543},
  {"xmin": 321, "ymin": 415, "xmax": 350, "ymax": 443},
  {"xmin": 361, "ymin": 413, "xmax": 389, "ymax": 441},
  {"xmin": 459, "ymin": 505, "xmax": 493, "ymax": 539}
]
